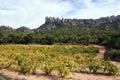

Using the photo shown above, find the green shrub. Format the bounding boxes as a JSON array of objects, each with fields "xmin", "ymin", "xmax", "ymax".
[
  {"xmin": 104, "ymin": 49, "xmax": 120, "ymax": 61},
  {"xmin": 57, "ymin": 61, "xmax": 70, "ymax": 78},
  {"xmin": 88, "ymin": 58, "xmax": 103, "ymax": 74},
  {"xmin": 0, "ymin": 57, "xmax": 14, "ymax": 70},
  {"xmin": 40, "ymin": 57, "xmax": 57, "ymax": 75},
  {"xmin": 103, "ymin": 60, "xmax": 119, "ymax": 75},
  {"xmin": 16, "ymin": 56, "xmax": 39, "ymax": 74}
]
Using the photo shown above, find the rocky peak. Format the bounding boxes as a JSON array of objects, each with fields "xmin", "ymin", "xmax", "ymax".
[{"xmin": 37, "ymin": 15, "xmax": 120, "ymax": 31}]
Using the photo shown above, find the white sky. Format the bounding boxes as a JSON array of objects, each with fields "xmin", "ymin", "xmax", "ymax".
[{"xmin": 0, "ymin": 0, "xmax": 120, "ymax": 29}]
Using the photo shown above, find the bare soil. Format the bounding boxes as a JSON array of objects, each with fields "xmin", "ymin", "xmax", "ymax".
[
  {"xmin": 92, "ymin": 44, "xmax": 106, "ymax": 59},
  {"xmin": 92, "ymin": 45, "xmax": 120, "ymax": 69}
]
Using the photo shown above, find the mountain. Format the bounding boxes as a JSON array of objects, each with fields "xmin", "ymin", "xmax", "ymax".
[
  {"xmin": 0, "ymin": 15, "xmax": 120, "ymax": 32},
  {"xmin": 0, "ymin": 26, "xmax": 14, "ymax": 31},
  {"xmin": 0, "ymin": 26, "xmax": 32, "ymax": 32},
  {"xmin": 16, "ymin": 26, "xmax": 32, "ymax": 32},
  {"xmin": 36, "ymin": 15, "xmax": 120, "ymax": 31}
]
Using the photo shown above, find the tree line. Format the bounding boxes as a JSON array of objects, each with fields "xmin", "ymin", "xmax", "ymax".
[{"xmin": 0, "ymin": 28, "xmax": 120, "ymax": 48}]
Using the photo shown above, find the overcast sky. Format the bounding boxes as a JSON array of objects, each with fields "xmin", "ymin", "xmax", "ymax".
[{"xmin": 0, "ymin": 0, "xmax": 120, "ymax": 29}]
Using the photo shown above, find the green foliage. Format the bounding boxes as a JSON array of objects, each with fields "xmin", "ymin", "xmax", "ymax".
[
  {"xmin": 104, "ymin": 49, "xmax": 120, "ymax": 61},
  {"xmin": 57, "ymin": 60, "xmax": 70, "ymax": 78},
  {"xmin": 63, "ymin": 57, "xmax": 78, "ymax": 71},
  {"xmin": 40, "ymin": 57, "xmax": 57, "ymax": 75},
  {"xmin": 88, "ymin": 58, "xmax": 103, "ymax": 73},
  {"xmin": 0, "ymin": 44, "xmax": 119, "ymax": 79},
  {"xmin": 0, "ymin": 29, "xmax": 120, "ymax": 48},
  {"xmin": 0, "ymin": 57, "xmax": 14, "ymax": 70},
  {"xmin": 73, "ymin": 53, "xmax": 88, "ymax": 71},
  {"xmin": 18, "ymin": 58, "xmax": 35, "ymax": 74},
  {"xmin": 111, "ymin": 35, "xmax": 120, "ymax": 49},
  {"xmin": 103, "ymin": 60, "xmax": 119, "ymax": 75},
  {"xmin": 15, "ymin": 55, "xmax": 40, "ymax": 74}
]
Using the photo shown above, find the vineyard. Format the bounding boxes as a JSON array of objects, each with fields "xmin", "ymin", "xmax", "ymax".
[{"xmin": 0, "ymin": 44, "xmax": 119, "ymax": 80}]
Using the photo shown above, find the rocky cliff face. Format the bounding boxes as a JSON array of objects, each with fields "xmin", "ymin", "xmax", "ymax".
[{"xmin": 36, "ymin": 15, "xmax": 120, "ymax": 31}]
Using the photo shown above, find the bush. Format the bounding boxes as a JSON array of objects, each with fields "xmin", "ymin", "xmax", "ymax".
[
  {"xmin": 104, "ymin": 49, "xmax": 120, "ymax": 61},
  {"xmin": 57, "ymin": 61, "xmax": 70, "ymax": 78},
  {"xmin": 103, "ymin": 60, "xmax": 119, "ymax": 75},
  {"xmin": 40, "ymin": 57, "xmax": 57, "ymax": 75},
  {"xmin": 55, "ymin": 56, "xmax": 76, "ymax": 79},
  {"xmin": 16, "ymin": 56, "xmax": 39, "ymax": 74},
  {"xmin": 88, "ymin": 58, "xmax": 103, "ymax": 74},
  {"xmin": 0, "ymin": 57, "xmax": 14, "ymax": 70},
  {"xmin": 73, "ymin": 53, "xmax": 88, "ymax": 71}
]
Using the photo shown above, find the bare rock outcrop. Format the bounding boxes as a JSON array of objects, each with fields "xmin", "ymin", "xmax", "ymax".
[{"xmin": 36, "ymin": 15, "xmax": 120, "ymax": 31}]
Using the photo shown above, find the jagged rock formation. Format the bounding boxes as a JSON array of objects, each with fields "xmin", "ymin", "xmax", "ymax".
[
  {"xmin": 16, "ymin": 26, "xmax": 32, "ymax": 32},
  {"xmin": 0, "ymin": 26, "xmax": 14, "ymax": 31},
  {"xmin": 36, "ymin": 15, "xmax": 120, "ymax": 31},
  {"xmin": 1, "ymin": 15, "xmax": 120, "ymax": 32}
]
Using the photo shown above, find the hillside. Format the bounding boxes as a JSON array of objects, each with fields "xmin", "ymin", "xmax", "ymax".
[
  {"xmin": 0, "ymin": 26, "xmax": 13, "ymax": 31},
  {"xmin": 0, "ymin": 26, "xmax": 32, "ymax": 32},
  {"xmin": 16, "ymin": 26, "xmax": 32, "ymax": 32}
]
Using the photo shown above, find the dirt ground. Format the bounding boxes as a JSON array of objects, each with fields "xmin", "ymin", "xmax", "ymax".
[
  {"xmin": 0, "ymin": 69, "xmax": 120, "ymax": 80},
  {"xmin": 0, "ymin": 45, "xmax": 120, "ymax": 80}
]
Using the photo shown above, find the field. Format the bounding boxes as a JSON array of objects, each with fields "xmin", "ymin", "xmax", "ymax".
[{"xmin": 0, "ymin": 44, "xmax": 120, "ymax": 80}]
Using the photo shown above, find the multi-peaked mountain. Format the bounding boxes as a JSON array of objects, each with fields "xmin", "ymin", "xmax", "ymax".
[
  {"xmin": 1, "ymin": 15, "xmax": 120, "ymax": 32},
  {"xmin": 0, "ymin": 26, "xmax": 14, "ymax": 31},
  {"xmin": 0, "ymin": 26, "xmax": 32, "ymax": 32},
  {"xmin": 36, "ymin": 15, "xmax": 120, "ymax": 31}
]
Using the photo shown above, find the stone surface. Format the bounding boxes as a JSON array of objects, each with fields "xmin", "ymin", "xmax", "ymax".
[{"xmin": 36, "ymin": 15, "xmax": 120, "ymax": 31}]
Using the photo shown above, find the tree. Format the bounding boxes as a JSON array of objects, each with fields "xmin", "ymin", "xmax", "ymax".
[{"xmin": 23, "ymin": 33, "xmax": 35, "ymax": 44}]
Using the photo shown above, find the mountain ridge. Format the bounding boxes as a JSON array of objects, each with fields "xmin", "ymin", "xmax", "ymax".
[
  {"xmin": 36, "ymin": 15, "xmax": 120, "ymax": 31},
  {"xmin": 0, "ymin": 15, "xmax": 120, "ymax": 32}
]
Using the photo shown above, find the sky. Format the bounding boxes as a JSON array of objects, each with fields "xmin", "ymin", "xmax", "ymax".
[{"xmin": 0, "ymin": 0, "xmax": 120, "ymax": 29}]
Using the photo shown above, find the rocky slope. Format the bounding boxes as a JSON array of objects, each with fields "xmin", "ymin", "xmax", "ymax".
[{"xmin": 36, "ymin": 15, "xmax": 120, "ymax": 31}]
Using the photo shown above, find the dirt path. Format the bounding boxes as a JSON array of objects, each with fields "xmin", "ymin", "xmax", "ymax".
[
  {"xmin": 92, "ymin": 45, "xmax": 120, "ymax": 69},
  {"xmin": 0, "ymin": 45, "xmax": 120, "ymax": 80},
  {"xmin": 92, "ymin": 44, "xmax": 106, "ymax": 59}
]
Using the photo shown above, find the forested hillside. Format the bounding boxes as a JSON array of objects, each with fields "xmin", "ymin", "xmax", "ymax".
[{"xmin": 0, "ymin": 28, "xmax": 119, "ymax": 48}]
